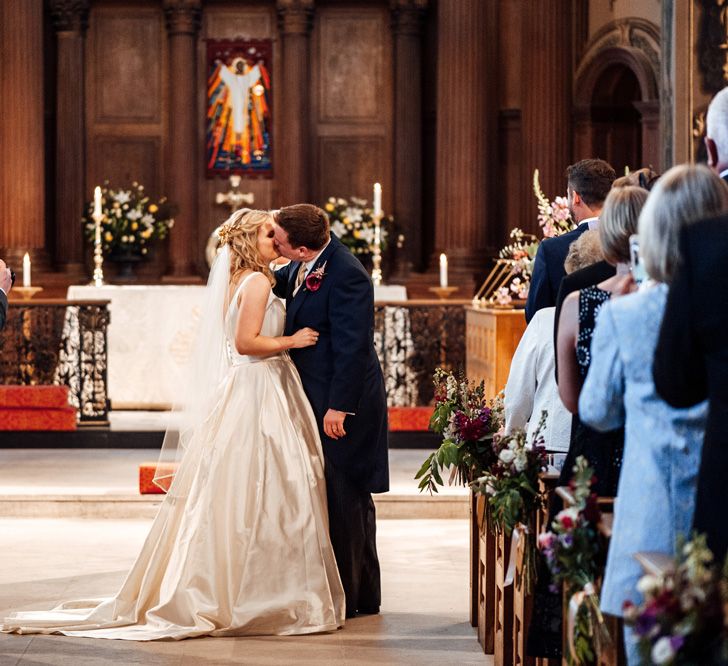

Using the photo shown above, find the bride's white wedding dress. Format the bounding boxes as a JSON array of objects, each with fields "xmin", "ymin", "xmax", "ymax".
[{"xmin": 2, "ymin": 276, "xmax": 346, "ymax": 640}]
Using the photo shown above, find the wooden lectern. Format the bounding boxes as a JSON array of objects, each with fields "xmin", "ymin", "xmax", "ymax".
[{"xmin": 465, "ymin": 306, "xmax": 527, "ymax": 398}]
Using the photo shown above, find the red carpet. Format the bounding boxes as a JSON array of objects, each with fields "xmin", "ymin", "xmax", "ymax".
[{"xmin": 0, "ymin": 386, "xmax": 76, "ymax": 431}]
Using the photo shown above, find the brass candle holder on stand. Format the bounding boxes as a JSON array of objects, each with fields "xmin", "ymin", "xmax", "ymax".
[
  {"xmin": 90, "ymin": 210, "xmax": 105, "ymax": 287},
  {"xmin": 371, "ymin": 212, "xmax": 383, "ymax": 287},
  {"xmin": 14, "ymin": 286, "xmax": 43, "ymax": 301}
]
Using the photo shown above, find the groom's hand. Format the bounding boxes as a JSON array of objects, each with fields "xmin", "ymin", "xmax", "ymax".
[{"xmin": 323, "ymin": 409, "xmax": 347, "ymax": 440}]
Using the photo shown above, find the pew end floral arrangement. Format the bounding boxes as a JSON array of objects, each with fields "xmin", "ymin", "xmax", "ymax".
[
  {"xmin": 623, "ymin": 533, "xmax": 728, "ymax": 665},
  {"xmin": 471, "ymin": 413, "xmax": 549, "ymax": 592},
  {"xmin": 539, "ymin": 456, "xmax": 610, "ymax": 665}
]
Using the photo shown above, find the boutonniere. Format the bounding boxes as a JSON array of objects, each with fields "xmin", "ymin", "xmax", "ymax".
[{"xmin": 305, "ymin": 261, "xmax": 327, "ymax": 293}]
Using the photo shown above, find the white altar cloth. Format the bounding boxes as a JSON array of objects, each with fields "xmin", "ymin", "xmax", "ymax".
[{"xmin": 67, "ymin": 283, "xmax": 408, "ymax": 409}]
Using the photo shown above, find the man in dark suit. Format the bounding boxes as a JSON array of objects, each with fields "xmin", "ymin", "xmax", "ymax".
[
  {"xmin": 272, "ymin": 204, "xmax": 389, "ymax": 618},
  {"xmin": 0, "ymin": 259, "xmax": 12, "ymax": 331},
  {"xmin": 654, "ymin": 88, "xmax": 728, "ymax": 560},
  {"xmin": 525, "ymin": 158, "xmax": 616, "ymax": 323}
]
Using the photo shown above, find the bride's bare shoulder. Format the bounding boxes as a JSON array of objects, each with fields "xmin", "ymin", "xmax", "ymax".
[{"xmin": 235, "ymin": 271, "xmax": 271, "ymax": 306}]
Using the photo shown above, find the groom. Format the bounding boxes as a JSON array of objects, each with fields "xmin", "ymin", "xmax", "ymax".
[{"xmin": 272, "ymin": 204, "xmax": 389, "ymax": 618}]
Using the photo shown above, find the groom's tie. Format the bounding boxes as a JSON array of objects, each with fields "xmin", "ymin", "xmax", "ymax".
[{"xmin": 293, "ymin": 262, "xmax": 307, "ymax": 296}]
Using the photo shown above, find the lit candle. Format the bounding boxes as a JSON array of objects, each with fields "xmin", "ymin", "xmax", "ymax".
[
  {"xmin": 439, "ymin": 253, "xmax": 448, "ymax": 288},
  {"xmin": 373, "ymin": 182, "xmax": 382, "ymax": 218},
  {"xmin": 93, "ymin": 186, "xmax": 102, "ymax": 219},
  {"xmin": 23, "ymin": 252, "xmax": 31, "ymax": 287}
]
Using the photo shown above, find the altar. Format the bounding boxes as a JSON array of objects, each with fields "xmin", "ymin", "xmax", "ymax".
[{"xmin": 66, "ymin": 284, "xmax": 409, "ymax": 409}]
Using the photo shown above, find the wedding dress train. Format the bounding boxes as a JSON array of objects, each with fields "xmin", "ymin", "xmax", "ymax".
[{"xmin": 2, "ymin": 279, "xmax": 345, "ymax": 640}]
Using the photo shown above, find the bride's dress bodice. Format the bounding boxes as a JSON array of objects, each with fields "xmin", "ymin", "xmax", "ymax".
[{"xmin": 224, "ymin": 276, "xmax": 286, "ymax": 365}]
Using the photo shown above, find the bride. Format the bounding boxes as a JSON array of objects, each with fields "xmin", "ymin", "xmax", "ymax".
[{"xmin": 2, "ymin": 209, "xmax": 346, "ymax": 640}]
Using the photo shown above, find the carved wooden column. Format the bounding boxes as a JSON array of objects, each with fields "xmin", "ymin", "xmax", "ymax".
[
  {"xmin": 391, "ymin": 0, "xmax": 426, "ymax": 275},
  {"xmin": 277, "ymin": 0, "xmax": 314, "ymax": 206},
  {"xmin": 0, "ymin": 0, "xmax": 48, "ymax": 268},
  {"xmin": 433, "ymin": 0, "xmax": 493, "ymax": 290},
  {"xmin": 521, "ymin": 0, "xmax": 572, "ymax": 208},
  {"xmin": 164, "ymin": 0, "xmax": 201, "ymax": 280},
  {"xmin": 50, "ymin": 0, "xmax": 89, "ymax": 276}
]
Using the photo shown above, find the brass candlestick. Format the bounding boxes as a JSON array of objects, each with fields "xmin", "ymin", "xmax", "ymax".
[
  {"xmin": 91, "ymin": 211, "xmax": 105, "ymax": 287},
  {"xmin": 429, "ymin": 286, "xmax": 459, "ymax": 300},
  {"xmin": 371, "ymin": 212, "xmax": 383, "ymax": 287},
  {"xmin": 14, "ymin": 286, "xmax": 43, "ymax": 301}
]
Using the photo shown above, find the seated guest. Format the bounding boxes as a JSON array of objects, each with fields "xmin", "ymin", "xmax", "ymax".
[
  {"xmin": 0, "ymin": 259, "xmax": 11, "ymax": 331},
  {"xmin": 580, "ymin": 164, "xmax": 728, "ymax": 665},
  {"xmin": 556, "ymin": 186, "xmax": 647, "ymax": 496},
  {"xmin": 505, "ymin": 231, "xmax": 603, "ymax": 453},
  {"xmin": 525, "ymin": 158, "xmax": 615, "ymax": 323},
  {"xmin": 553, "ymin": 166, "xmax": 661, "ymax": 379}
]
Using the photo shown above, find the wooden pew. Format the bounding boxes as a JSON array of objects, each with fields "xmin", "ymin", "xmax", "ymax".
[{"xmin": 556, "ymin": 488, "xmax": 623, "ymax": 666}]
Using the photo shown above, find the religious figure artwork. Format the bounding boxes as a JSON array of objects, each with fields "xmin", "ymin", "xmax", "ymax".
[{"xmin": 206, "ymin": 39, "xmax": 272, "ymax": 178}]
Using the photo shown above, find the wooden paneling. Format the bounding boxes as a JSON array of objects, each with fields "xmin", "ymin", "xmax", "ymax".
[
  {"xmin": 312, "ymin": 7, "xmax": 392, "ymax": 210},
  {"xmin": 319, "ymin": 14, "xmax": 384, "ymax": 123},
  {"xmin": 317, "ymin": 137, "xmax": 384, "ymax": 201},
  {"xmin": 91, "ymin": 137, "xmax": 161, "ymax": 196},
  {"xmin": 90, "ymin": 11, "xmax": 163, "ymax": 125}
]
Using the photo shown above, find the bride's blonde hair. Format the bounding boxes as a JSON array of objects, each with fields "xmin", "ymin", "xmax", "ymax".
[{"xmin": 218, "ymin": 208, "xmax": 276, "ymax": 287}]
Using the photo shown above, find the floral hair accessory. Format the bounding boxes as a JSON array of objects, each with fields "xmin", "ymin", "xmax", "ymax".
[
  {"xmin": 305, "ymin": 261, "xmax": 327, "ymax": 292},
  {"xmin": 218, "ymin": 221, "xmax": 236, "ymax": 245}
]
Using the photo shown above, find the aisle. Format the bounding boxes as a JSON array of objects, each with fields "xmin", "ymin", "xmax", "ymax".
[{"xmin": 0, "ymin": 518, "xmax": 489, "ymax": 665}]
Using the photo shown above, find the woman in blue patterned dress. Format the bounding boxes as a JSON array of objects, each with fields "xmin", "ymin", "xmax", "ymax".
[{"xmin": 579, "ymin": 164, "xmax": 728, "ymax": 664}]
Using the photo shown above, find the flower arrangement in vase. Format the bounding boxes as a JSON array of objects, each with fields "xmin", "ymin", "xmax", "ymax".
[
  {"xmin": 83, "ymin": 182, "xmax": 175, "ymax": 279},
  {"xmin": 324, "ymin": 196, "xmax": 401, "ymax": 258}
]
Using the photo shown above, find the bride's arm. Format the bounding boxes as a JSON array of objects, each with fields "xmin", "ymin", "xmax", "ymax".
[{"xmin": 235, "ymin": 272, "xmax": 317, "ymax": 355}]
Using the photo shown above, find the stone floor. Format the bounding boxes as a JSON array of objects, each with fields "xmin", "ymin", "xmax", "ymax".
[
  {"xmin": 0, "ymin": 449, "xmax": 468, "ymax": 520},
  {"xmin": 0, "ymin": 518, "xmax": 490, "ymax": 666}
]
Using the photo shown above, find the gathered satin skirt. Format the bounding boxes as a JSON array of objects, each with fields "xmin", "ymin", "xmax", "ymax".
[{"xmin": 2, "ymin": 356, "xmax": 345, "ymax": 640}]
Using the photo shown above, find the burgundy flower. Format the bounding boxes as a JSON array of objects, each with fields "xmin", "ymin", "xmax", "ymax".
[{"xmin": 305, "ymin": 261, "xmax": 327, "ymax": 293}]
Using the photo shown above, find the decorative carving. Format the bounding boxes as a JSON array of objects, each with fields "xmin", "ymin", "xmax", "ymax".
[
  {"xmin": 0, "ymin": 302, "xmax": 110, "ymax": 422},
  {"xmin": 163, "ymin": 0, "xmax": 201, "ymax": 35},
  {"xmin": 49, "ymin": 0, "xmax": 89, "ymax": 32},
  {"xmin": 276, "ymin": 0, "xmax": 314, "ymax": 35},
  {"xmin": 374, "ymin": 303, "xmax": 465, "ymax": 406}
]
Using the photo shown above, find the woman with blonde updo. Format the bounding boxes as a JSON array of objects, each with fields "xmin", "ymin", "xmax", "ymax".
[{"xmin": 2, "ymin": 208, "xmax": 346, "ymax": 640}]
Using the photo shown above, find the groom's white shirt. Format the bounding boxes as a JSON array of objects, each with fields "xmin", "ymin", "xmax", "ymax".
[{"xmin": 293, "ymin": 239, "xmax": 331, "ymax": 297}]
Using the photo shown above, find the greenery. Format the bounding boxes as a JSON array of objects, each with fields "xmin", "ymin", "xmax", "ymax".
[
  {"xmin": 83, "ymin": 181, "xmax": 174, "ymax": 257},
  {"xmin": 416, "ymin": 369, "xmax": 504, "ymax": 494}
]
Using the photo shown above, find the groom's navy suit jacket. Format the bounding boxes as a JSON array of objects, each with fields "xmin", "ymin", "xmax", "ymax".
[{"xmin": 273, "ymin": 235, "xmax": 389, "ymax": 494}]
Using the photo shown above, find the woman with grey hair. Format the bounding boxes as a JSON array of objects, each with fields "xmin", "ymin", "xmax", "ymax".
[{"xmin": 579, "ymin": 164, "xmax": 728, "ymax": 664}]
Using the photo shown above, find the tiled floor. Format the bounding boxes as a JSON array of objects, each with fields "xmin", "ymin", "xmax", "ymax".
[{"xmin": 0, "ymin": 518, "xmax": 489, "ymax": 666}]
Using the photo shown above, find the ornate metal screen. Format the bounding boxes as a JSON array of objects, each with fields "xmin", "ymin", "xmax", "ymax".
[{"xmin": 0, "ymin": 300, "xmax": 110, "ymax": 423}]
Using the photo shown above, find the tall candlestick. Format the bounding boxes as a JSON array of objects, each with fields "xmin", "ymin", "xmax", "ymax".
[
  {"xmin": 373, "ymin": 182, "xmax": 382, "ymax": 218},
  {"xmin": 93, "ymin": 186, "xmax": 102, "ymax": 219},
  {"xmin": 439, "ymin": 253, "xmax": 448, "ymax": 288},
  {"xmin": 22, "ymin": 253, "xmax": 31, "ymax": 287}
]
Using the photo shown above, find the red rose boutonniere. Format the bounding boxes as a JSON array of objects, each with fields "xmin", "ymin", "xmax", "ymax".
[{"xmin": 305, "ymin": 261, "xmax": 327, "ymax": 293}]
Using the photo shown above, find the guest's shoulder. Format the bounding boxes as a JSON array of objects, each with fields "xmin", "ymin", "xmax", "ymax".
[{"xmin": 602, "ymin": 284, "xmax": 668, "ymax": 328}]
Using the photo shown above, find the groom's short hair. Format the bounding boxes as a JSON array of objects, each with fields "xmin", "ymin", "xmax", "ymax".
[{"xmin": 276, "ymin": 204, "xmax": 330, "ymax": 250}]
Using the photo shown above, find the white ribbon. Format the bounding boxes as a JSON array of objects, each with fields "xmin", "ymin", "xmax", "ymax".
[
  {"xmin": 567, "ymin": 581, "xmax": 597, "ymax": 662},
  {"xmin": 504, "ymin": 523, "xmax": 528, "ymax": 587}
]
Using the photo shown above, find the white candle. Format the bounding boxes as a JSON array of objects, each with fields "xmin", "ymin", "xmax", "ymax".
[
  {"xmin": 23, "ymin": 252, "xmax": 31, "ymax": 287},
  {"xmin": 93, "ymin": 186, "xmax": 102, "ymax": 219},
  {"xmin": 439, "ymin": 253, "xmax": 448, "ymax": 288},
  {"xmin": 373, "ymin": 182, "xmax": 382, "ymax": 218}
]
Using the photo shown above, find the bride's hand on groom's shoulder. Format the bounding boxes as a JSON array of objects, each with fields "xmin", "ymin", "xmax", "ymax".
[{"xmin": 289, "ymin": 327, "xmax": 319, "ymax": 349}]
